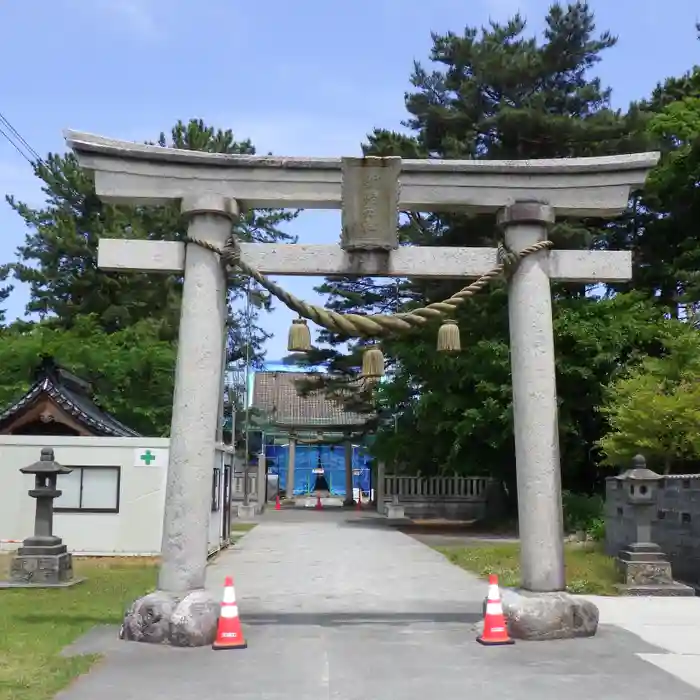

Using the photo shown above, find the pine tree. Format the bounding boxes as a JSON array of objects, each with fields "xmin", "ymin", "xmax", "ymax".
[
  {"xmin": 6, "ymin": 118, "xmax": 296, "ymax": 364},
  {"xmin": 303, "ymin": 2, "xmax": 655, "ymax": 493},
  {"xmin": 0, "ymin": 263, "xmax": 13, "ymax": 327}
]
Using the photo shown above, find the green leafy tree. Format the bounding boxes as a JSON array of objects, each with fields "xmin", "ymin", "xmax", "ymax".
[
  {"xmin": 605, "ymin": 66, "xmax": 700, "ymax": 313},
  {"xmin": 0, "ymin": 315, "xmax": 176, "ymax": 436},
  {"xmin": 598, "ymin": 330, "xmax": 700, "ymax": 473},
  {"xmin": 365, "ymin": 293, "xmax": 679, "ymax": 493}
]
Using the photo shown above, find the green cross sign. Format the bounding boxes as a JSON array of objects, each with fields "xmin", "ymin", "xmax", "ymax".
[{"xmin": 140, "ymin": 450, "xmax": 156, "ymax": 465}]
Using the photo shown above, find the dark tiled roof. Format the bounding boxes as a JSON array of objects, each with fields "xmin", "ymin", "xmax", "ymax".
[
  {"xmin": 251, "ymin": 371, "xmax": 370, "ymax": 429},
  {"xmin": 0, "ymin": 358, "xmax": 140, "ymax": 437}
]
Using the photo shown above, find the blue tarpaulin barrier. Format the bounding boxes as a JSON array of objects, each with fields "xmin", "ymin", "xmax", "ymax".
[{"xmin": 265, "ymin": 443, "xmax": 372, "ymax": 496}]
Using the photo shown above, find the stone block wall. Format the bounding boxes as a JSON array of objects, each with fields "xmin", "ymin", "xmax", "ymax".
[
  {"xmin": 387, "ymin": 498, "xmax": 487, "ymax": 521},
  {"xmin": 606, "ymin": 474, "xmax": 700, "ymax": 584}
]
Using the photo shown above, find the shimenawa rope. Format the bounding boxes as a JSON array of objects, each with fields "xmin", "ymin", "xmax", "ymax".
[{"xmin": 184, "ymin": 236, "xmax": 553, "ymax": 339}]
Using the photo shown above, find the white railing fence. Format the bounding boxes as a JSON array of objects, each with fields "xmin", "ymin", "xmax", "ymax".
[
  {"xmin": 383, "ymin": 475, "xmax": 490, "ymax": 500},
  {"xmin": 382, "ymin": 475, "xmax": 494, "ymax": 519}
]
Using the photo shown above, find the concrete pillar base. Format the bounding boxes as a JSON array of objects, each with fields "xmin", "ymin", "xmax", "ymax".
[
  {"xmin": 119, "ymin": 589, "xmax": 220, "ymax": 647},
  {"xmin": 237, "ymin": 504, "xmax": 256, "ymax": 519},
  {"xmin": 386, "ymin": 505, "xmax": 407, "ymax": 519}
]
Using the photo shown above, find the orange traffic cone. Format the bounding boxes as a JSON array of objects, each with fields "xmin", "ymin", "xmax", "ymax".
[
  {"xmin": 212, "ymin": 576, "xmax": 247, "ymax": 650},
  {"xmin": 315, "ymin": 495, "xmax": 323, "ymax": 510},
  {"xmin": 356, "ymin": 493, "xmax": 362, "ymax": 511},
  {"xmin": 275, "ymin": 494, "xmax": 281, "ymax": 511},
  {"xmin": 477, "ymin": 574, "xmax": 514, "ymax": 646}
]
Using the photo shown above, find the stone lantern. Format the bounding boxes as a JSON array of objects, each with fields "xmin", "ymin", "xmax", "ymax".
[
  {"xmin": 619, "ymin": 454, "xmax": 662, "ymax": 545},
  {"xmin": 615, "ymin": 455, "xmax": 693, "ymax": 596},
  {"xmin": 4, "ymin": 447, "xmax": 83, "ymax": 588}
]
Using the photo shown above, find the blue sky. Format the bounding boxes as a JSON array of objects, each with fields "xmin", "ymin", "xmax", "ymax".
[{"xmin": 0, "ymin": 0, "xmax": 698, "ymax": 361}]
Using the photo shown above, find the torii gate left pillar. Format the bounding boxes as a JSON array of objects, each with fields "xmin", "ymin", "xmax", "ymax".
[{"xmin": 66, "ymin": 130, "xmax": 658, "ymax": 646}]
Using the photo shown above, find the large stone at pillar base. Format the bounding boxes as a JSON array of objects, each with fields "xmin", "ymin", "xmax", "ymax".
[
  {"xmin": 482, "ymin": 589, "xmax": 599, "ymax": 641},
  {"xmin": 119, "ymin": 589, "xmax": 221, "ymax": 647}
]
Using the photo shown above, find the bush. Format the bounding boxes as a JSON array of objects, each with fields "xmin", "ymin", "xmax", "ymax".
[
  {"xmin": 562, "ymin": 490, "xmax": 604, "ymax": 534},
  {"xmin": 586, "ymin": 517, "xmax": 606, "ymax": 542}
]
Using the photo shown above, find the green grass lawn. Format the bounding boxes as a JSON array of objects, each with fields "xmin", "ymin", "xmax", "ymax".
[
  {"xmin": 230, "ymin": 522, "xmax": 257, "ymax": 542},
  {"xmin": 0, "ymin": 555, "xmax": 158, "ymax": 700},
  {"xmin": 0, "ymin": 524, "xmax": 257, "ymax": 700},
  {"xmin": 437, "ymin": 541, "xmax": 620, "ymax": 595}
]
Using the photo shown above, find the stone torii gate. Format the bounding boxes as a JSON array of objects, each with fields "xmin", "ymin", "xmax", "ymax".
[{"xmin": 65, "ymin": 131, "xmax": 658, "ymax": 645}]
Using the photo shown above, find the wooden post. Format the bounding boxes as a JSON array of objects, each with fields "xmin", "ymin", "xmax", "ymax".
[{"xmin": 376, "ymin": 461, "xmax": 386, "ymax": 515}]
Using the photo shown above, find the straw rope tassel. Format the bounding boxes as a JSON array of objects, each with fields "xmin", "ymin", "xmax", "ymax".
[
  {"xmin": 361, "ymin": 345, "xmax": 385, "ymax": 382},
  {"xmin": 436, "ymin": 319, "xmax": 461, "ymax": 352},
  {"xmin": 287, "ymin": 317, "xmax": 311, "ymax": 352}
]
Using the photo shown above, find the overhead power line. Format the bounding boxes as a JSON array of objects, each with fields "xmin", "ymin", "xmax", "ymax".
[
  {"xmin": 0, "ymin": 123, "xmax": 32, "ymax": 164},
  {"xmin": 0, "ymin": 110, "xmax": 43, "ymax": 166}
]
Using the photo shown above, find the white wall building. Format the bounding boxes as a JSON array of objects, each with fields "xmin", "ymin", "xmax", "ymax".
[
  {"xmin": 0, "ymin": 358, "xmax": 233, "ymax": 556},
  {"xmin": 0, "ymin": 436, "xmax": 234, "ymax": 556}
]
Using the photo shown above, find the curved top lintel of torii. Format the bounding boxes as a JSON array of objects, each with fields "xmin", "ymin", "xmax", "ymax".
[{"xmin": 64, "ymin": 129, "xmax": 659, "ymax": 218}]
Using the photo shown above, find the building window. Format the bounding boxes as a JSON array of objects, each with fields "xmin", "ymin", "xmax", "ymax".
[
  {"xmin": 212, "ymin": 467, "xmax": 221, "ymax": 512},
  {"xmin": 54, "ymin": 466, "xmax": 121, "ymax": 513}
]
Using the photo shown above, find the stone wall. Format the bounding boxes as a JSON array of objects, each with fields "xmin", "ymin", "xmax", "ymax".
[{"xmin": 605, "ymin": 474, "xmax": 700, "ymax": 584}]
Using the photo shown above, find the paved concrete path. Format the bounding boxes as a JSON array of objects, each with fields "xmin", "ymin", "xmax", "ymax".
[
  {"xmin": 57, "ymin": 511, "xmax": 700, "ymax": 699},
  {"xmin": 582, "ymin": 594, "xmax": 700, "ymax": 691}
]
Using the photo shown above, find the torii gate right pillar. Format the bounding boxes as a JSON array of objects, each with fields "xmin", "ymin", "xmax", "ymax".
[{"xmin": 499, "ymin": 202, "xmax": 564, "ymax": 592}]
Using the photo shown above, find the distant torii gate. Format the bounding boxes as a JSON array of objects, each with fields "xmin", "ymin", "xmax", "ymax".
[{"xmin": 65, "ymin": 130, "xmax": 658, "ymax": 646}]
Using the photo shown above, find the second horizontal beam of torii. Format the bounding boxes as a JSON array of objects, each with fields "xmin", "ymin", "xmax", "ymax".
[{"xmin": 97, "ymin": 239, "xmax": 631, "ymax": 282}]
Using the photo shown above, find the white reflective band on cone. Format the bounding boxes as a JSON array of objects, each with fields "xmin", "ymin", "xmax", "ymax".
[
  {"xmin": 220, "ymin": 604, "xmax": 239, "ymax": 619},
  {"xmin": 487, "ymin": 585, "xmax": 500, "ymax": 600},
  {"xmin": 222, "ymin": 587, "xmax": 236, "ymax": 604},
  {"xmin": 486, "ymin": 602, "xmax": 503, "ymax": 616}
]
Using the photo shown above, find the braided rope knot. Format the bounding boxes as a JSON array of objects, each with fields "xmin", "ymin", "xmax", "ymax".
[
  {"xmin": 497, "ymin": 242, "xmax": 521, "ymax": 276},
  {"xmin": 223, "ymin": 237, "xmax": 242, "ymax": 265},
  {"xmin": 183, "ymin": 235, "xmax": 553, "ymax": 339}
]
